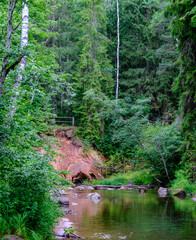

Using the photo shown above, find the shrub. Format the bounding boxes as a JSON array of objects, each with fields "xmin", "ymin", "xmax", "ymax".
[{"xmin": 171, "ymin": 169, "xmax": 196, "ymax": 193}]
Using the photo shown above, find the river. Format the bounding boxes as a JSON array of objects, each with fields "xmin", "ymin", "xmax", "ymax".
[{"xmin": 65, "ymin": 190, "xmax": 196, "ymax": 240}]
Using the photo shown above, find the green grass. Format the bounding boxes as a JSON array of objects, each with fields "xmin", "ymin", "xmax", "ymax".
[{"xmin": 84, "ymin": 170, "xmax": 154, "ymax": 186}]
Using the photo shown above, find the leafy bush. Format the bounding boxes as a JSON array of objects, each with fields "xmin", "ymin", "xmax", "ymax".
[
  {"xmin": 0, "ymin": 88, "xmax": 63, "ymax": 239},
  {"xmin": 171, "ymin": 169, "xmax": 196, "ymax": 194},
  {"xmin": 130, "ymin": 170, "xmax": 155, "ymax": 185},
  {"xmin": 136, "ymin": 123, "xmax": 182, "ymax": 183}
]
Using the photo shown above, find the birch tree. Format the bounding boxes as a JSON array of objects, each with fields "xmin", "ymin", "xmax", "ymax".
[
  {"xmin": 14, "ymin": 1, "xmax": 29, "ymax": 91},
  {"xmin": 10, "ymin": 1, "xmax": 29, "ymax": 118},
  {"xmin": 116, "ymin": 0, "xmax": 119, "ymax": 104}
]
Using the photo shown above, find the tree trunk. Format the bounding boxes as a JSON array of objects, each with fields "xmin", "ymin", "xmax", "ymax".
[
  {"xmin": 116, "ymin": 0, "xmax": 120, "ymax": 104},
  {"xmin": 0, "ymin": 0, "xmax": 17, "ymax": 95},
  {"xmin": 154, "ymin": 141, "xmax": 171, "ymax": 182},
  {"xmin": 18, "ymin": 2, "xmax": 29, "ymax": 73},
  {"xmin": 10, "ymin": 2, "xmax": 29, "ymax": 118}
]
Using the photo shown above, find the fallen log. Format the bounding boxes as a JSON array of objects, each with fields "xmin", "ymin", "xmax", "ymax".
[
  {"xmin": 93, "ymin": 185, "xmax": 119, "ymax": 190},
  {"xmin": 86, "ymin": 184, "xmax": 158, "ymax": 190}
]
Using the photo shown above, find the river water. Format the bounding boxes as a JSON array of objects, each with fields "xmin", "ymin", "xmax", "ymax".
[{"xmin": 66, "ymin": 190, "xmax": 196, "ymax": 240}]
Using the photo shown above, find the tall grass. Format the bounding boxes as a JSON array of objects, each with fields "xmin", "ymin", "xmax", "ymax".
[
  {"xmin": 0, "ymin": 211, "xmax": 57, "ymax": 240},
  {"xmin": 0, "ymin": 214, "xmax": 27, "ymax": 239},
  {"xmin": 84, "ymin": 170, "xmax": 154, "ymax": 186}
]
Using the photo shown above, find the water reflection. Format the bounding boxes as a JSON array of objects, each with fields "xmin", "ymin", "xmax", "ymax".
[{"xmin": 66, "ymin": 190, "xmax": 196, "ymax": 240}]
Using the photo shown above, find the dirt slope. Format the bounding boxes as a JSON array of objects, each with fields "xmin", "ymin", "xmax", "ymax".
[{"xmin": 49, "ymin": 129, "xmax": 104, "ymax": 183}]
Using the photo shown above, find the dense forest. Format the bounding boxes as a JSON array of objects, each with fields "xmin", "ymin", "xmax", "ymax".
[{"xmin": 0, "ymin": 0, "xmax": 195, "ymax": 239}]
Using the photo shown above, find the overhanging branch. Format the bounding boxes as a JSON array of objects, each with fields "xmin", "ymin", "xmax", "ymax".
[{"xmin": 5, "ymin": 55, "xmax": 24, "ymax": 77}]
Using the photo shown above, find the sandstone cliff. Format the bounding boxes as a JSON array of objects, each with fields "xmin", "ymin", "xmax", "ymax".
[{"xmin": 49, "ymin": 128, "xmax": 104, "ymax": 183}]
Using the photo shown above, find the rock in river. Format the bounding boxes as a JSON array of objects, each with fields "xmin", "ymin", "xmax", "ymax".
[
  {"xmin": 87, "ymin": 192, "xmax": 101, "ymax": 202},
  {"xmin": 158, "ymin": 187, "xmax": 169, "ymax": 197},
  {"xmin": 58, "ymin": 197, "xmax": 69, "ymax": 205},
  {"xmin": 173, "ymin": 189, "xmax": 186, "ymax": 198},
  {"xmin": 54, "ymin": 218, "xmax": 73, "ymax": 237}
]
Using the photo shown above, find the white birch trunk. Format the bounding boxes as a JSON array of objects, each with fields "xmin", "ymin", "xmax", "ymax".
[
  {"xmin": 16, "ymin": 2, "xmax": 29, "ymax": 88},
  {"xmin": 116, "ymin": 0, "xmax": 120, "ymax": 104},
  {"xmin": 10, "ymin": 2, "xmax": 29, "ymax": 118}
]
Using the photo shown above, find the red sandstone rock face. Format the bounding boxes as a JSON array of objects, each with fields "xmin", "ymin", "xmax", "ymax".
[{"xmin": 49, "ymin": 129, "xmax": 104, "ymax": 183}]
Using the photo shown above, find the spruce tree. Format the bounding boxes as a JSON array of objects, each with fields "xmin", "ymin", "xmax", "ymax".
[
  {"xmin": 73, "ymin": 0, "xmax": 113, "ymax": 143},
  {"xmin": 166, "ymin": 0, "xmax": 196, "ymax": 162},
  {"xmin": 106, "ymin": 0, "xmax": 179, "ymax": 120}
]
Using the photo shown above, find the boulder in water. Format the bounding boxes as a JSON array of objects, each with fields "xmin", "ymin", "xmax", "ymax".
[
  {"xmin": 158, "ymin": 187, "xmax": 169, "ymax": 197},
  {"xmin": 87, "ymin": 192, "xmax": 101, "ymax": 202},
  {"xmin": 173, "ymin": 189, "xmax": 186, "ymax": 198},
  {"xmin": 54, "ymin": 218, "xmax": 73, "ymax": 237},
  {"xmin": 58, "ymin": 197, "xmax": 69, "ymax": 205}
]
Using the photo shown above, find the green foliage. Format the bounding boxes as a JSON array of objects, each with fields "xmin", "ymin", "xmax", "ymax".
[
  {"xmin": 165, "ymin": 0, "xmax": 196, "ymax": 182},
  {"xmin": 107, "ymin": 0, "xmax": 179, "ymax": 120},
  {"xmin": 0, "ymin": 212, "xmax": 59, "ymax": 240},
  {"xmin": 96, "ymin": 97, "xmax": 151, "ymax": 161},
  {"xmin": 95, "ymin": 97, "xmax": 182, "ymax": 183},
  {"xmin": 72, "ymin": 0, "xmax": 113, "ymax": 142},
  {"xmin": 171, "ymin": 170, "xmax": 196, "ymax": 194},
  {"xmin": 64, "ymin": 226, "xmax": 75, "ymax": 236},
  {"xmin": 166, "ymin": 0, "xmax": 196, "ymax": 158},
  {"xmin": 0, "ymin": 108, "xmax": 62, "ymax": 238},
  {"xmin": 171, "ymin": 163, "xmax": 196, "ymax": 193},
  {"xmin": 75, "ymin": 89, "xmax": 107, "ymax": 143},
  {"xmin": 0, "ymin": 0, "xmax": 72, "ymax": 239},
  {"xmin": 1, "ymin": 2, "xmax": 196, "ymax": 239},
  {"xmin": 0, "ymin": 214, "xmax": 27, "ymax": 239},
  {"xmin": 84, "ymin": 170, "xmax": 154, "ymax": 186},
  {"xmin": 137, "ymin": 123, "xmax": 182, "ymax": 183}
]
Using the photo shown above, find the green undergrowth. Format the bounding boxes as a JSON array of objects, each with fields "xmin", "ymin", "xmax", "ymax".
[
  {"xmin": 171, "ymin": 169, "xmax": 196, "ymax": 194},
  {"xmin": 0, "ymin": 210, "xmax": 59, "ymax": 240},
  {"xmin": 84, "ymin": 170, "xmax": 155, "ymax": 186}
]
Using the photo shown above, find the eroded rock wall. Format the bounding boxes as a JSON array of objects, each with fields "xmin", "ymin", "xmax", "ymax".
[{"xmin": 50, "ymin": 129, "xmax": 104, "ymax": 183}]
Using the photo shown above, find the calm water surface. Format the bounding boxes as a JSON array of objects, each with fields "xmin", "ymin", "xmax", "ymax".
[{"xmin": 66, "ymin": 190, "xmax": 196, "ymax": 240}]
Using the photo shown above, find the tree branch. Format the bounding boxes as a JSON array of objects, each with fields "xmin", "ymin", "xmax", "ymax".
[
  {"xmin": 12, "ymin": 21, "xmax": 22, "ymax": 33},
  {"xmin": 5, "ymin": 55, "xmax": 24, "ymax": 77}
]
